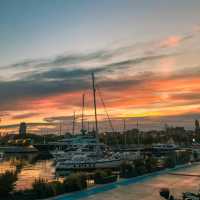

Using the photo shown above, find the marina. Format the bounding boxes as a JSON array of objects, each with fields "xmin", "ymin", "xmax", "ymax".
[{"xmin": 0, "ymin": 1, "xmax": 200, "ymax": 199}]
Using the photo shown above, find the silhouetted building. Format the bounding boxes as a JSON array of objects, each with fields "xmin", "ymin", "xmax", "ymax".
[
  {"xmin": 166, "ymin": 126, "xmax": 185, "ymax": 135},
  {"xmin": 19, "ymin": 122, "xmax": 27, "ymax": 138},
  {"xmin": 195, "ymin": 120, "xmax": 200, "ymax": 135}
]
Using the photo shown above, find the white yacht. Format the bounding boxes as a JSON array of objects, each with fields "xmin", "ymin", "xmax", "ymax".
[
  {"xmin": 152, "ymin": 143, "xmax": 177, "ymax": 150},
  {"xmin": 0, "ymin": 152, "xmax": 4, "ymax": 161},
  {"xmin": 55, "ymin": 153, "xmax": 122, "ymax": 171},
  {"xmin": 52, "ymin": 145, "xmax": 103, "ymax": 162},
  {"xmin": 50, "ymin": 136, "xmax": 108, "ymax": 161}
]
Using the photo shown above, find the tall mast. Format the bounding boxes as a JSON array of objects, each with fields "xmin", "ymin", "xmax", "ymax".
[
  {"xmin": 81, "ymin": 93, "xmax": 85, "ymax": 133},
  {"xmin": 87, "ymin": 121, "xmax": 90, "ymax": 133},
  {"xmin": 123, "ymin": 119, "xmax": 126, "ymax": 145},
  {"xmin": 59, "ymin": 120, "xmax": 62, "ymax": 136},
  {"xmin": 137, "ymin": 120, "xmax": 139, "ymax": 145},
  {"xmin": 92, "ymin": 72, "xmax": 99, "ymax": 141},
  {"xmin": 72, "ymin": 111, "xmax": 76, "ymax": 135}
]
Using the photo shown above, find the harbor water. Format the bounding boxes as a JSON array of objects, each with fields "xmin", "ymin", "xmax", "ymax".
[{"xmin": 0, "ymin": 153, "xmax": 56, "ymax": 190}]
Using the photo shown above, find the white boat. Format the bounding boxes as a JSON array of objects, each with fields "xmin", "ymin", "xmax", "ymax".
[
  {"xmin": 55, "ymin": 154, "xmax": 122, "ymax": 170},
  {"xmin": 53, "ymin": 148, "xmax": 100, "ymax": 162},
  {"xmin": 0, "ymin": 152, "xmax": 4, "ymax": 161},
  {"xmin": 152, "ymin": 143, "xmax": 177, "ymax": 150},
  {"xmin": 55, "ymin": 73, "xmax": 140, "ymax": 171},
  {"xmin": 51, "ymin": 140, "xmax": 109, "ymax": 162}
]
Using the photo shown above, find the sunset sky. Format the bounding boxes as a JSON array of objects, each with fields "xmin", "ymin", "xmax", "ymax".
[{"xmin": 0, "ymin": 0, "xmax": 200, "ymax": 134}]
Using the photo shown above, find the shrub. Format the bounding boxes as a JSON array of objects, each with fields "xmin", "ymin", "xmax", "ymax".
[
  {"xmin": 164, "ymin": 156, "xmax": 176, "ymax": 168},
  {"xmin": 120, "ymin": 162, "xmax": 137, "ymax": 178},
  {"xmin": 104, "ymin": 169, "xmax": 112, "ymax": 176},
  {"xmin": 93, "ymin": 170, "xmax": 117, "ymax": 184},
  {"xmin": 134, "ymin": 159, "xmax": 147, "ymax": 175},
  {"xmin": 145, "ymin": 157, "xmax": 158, "ymax": 172},
  {"xmin": 12, "ymin": 189, "xmax": 37, "ymax": 200},
  {"xmin": 193, "ymin": 151, "xmax": 198, "ymax": 161},
  {"xmin": 0, "ymin": 170, "xmax": 17, "ymax": 197},
  {"xmin": 50, "ymin": 181, "xmax": 65, "ymax": 195},
  {"xmin": 95, "ymin": 175, "xmax": 117, "ymax": 184},
  {"xmin": 93, "ymin": 170, "xmax": 107, "ymax": 183},
  {"xmin": 63, "ymin": 173, "xmax": 87, "ymax": 192},
  {"xmin": 177, "ymin": 150, "xmax": 191, "ymax": 164},
  {"xmin": 32, "ymin": 178, "xmax": 54, "ymax": 199}
]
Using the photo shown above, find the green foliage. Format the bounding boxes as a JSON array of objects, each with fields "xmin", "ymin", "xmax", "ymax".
[
  {"xmin": 193, "ymin": 151, "xmax": 198, "ymax": 161},
  {"xmin": 93, "ymin": 170, "xmax": 107, "ymax": 183},
  {"xmin": 120, "ymin": 162, "xmax": 137, "ymax": 178},
  {"xmin": 164, "ymin": 155, "xmax": 176, "ymax": 168},
  {"xmin": 13, "ymin": 174, "xmax": 87, "ymax": 200},
  {"xmin": 176, "ymin": 150, "xmax": 191, "ymax": 164},
  {"xmin": 50, "ymin": 181, "xmax": 65, "ymax": 195},
  {"xmin": 0, "ymin": 170, "xmax": 17, "ymax": 197},
  {"xmin": 134, "ymin": 159, "xmax": 147, "ymax": 175},
  {"xmin": 12, "ymin": 189, "xmax": 36, "ymax": 200},
  {"xmin": 32, "ymin": 178, "xmax": 54, "ymax": 199},
  {"xmin": 63, "ymin": 173, "xmax": 87, "ymax": 192},
  {"xmin": 145, "ymin": 157, "xmax": 158, "ymax": 172},
  {"xmin": 93, "ymin": 170, "xmax": 117, "ymax": 184}
]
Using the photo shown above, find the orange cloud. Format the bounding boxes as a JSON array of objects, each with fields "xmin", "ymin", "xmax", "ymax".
[{"xmin": 160, "ymin": 36, "xmax": 182, "ymax": 48}]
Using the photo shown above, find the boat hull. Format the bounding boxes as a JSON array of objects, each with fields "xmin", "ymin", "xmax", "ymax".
[{"xmin": 56, "ymin": 159, "xmax": 122, "ymax": 171}]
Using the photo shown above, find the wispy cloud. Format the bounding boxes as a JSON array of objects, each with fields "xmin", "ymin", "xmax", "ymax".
[{"xmin": 0, "ymin": 26, "xmax": 200, "ymax": 131}]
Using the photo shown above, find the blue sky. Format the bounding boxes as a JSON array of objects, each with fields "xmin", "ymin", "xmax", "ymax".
[{"xmin": 1, "ymin": 0, "xmax": 200, "ymax": 66}]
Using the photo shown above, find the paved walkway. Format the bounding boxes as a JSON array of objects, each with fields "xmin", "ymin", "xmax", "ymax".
[
  {"xmin": 85, "ymin": 164, "xmax": 200, "ymax": 200},
  {"xmin": 53, "ymin": 163, "xmax": 200, "ymax": 200}
]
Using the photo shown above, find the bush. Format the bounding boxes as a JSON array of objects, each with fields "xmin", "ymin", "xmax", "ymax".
[
  {"xmin": 32, "ymin": 178, "xmax": 54, "ymax": 199},
  {"xmin": 164, "ymin": 156, "xmax": 176, "ymax": 168},
  {"xmin": 63, "ymin": 173, "xmax": 87, "ymax": 192},
  {"xmin": 93, "ymin": 170, "xmax": 117, "ymax": 184},
  {"xmin": 145, "ymin": 157, "xmax": 158, "ymax": 172},
  {"xmin": 12, "ymin": 189, "xmax": 37, "ymax": 200},
  {"xmin": 120, "ymin": 162, "xmax": 137, "ymax": 178},
  {"xmin": 50, "ymin": 181, "xmax": 65, "ymax": 195},
  {"xmin": 0, "ymin": 170, "xmax": 17, "ymax": 197},
  {"xmin": 93, "ymin": 170, "xmax": 107, "ymax": 183},
  {"xmin": 193, "ymin": 151, "xmax": 198, "ymax": 161},
  {"xmin": 177, "ymin": 150, "xmax": 191, "ymax": 164},
  {"xmin": 134, "ymin": 159, "xmax": 147, "ymax": 175}
]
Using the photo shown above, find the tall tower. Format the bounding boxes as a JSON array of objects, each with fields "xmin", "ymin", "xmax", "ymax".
[
  {"xmin": 195, "ymin": 120, "xmax": 200, "ymax": 134},
  {"xmin": 19, "ymin": 122, "xmax": 27, "ymax": 138}
]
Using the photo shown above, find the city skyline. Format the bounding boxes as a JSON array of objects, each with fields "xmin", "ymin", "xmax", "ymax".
[{"xmin": 0, "ymin": 0, "xmax": 200, "ymax": 133}]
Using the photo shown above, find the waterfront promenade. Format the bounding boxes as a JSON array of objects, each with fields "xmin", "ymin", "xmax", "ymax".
[
  {"xmin": 85, "ymin": 165, "xmax": 200, "ymax": 200},
  {"xmin": 53, "ymin": 163, "xmax": 200, "ymax": 200}
]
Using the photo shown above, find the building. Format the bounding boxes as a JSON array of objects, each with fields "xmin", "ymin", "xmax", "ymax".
[
  {"xmin": 195, "ymin": 120, "xmax": 200, "ymax": 135},
  {"xmin": 19, "ymin": 122, "xmax": 27, "ymax": 138}
]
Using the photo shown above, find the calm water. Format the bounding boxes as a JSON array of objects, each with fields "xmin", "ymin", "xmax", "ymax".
[{"xmin": 0, "ymin": 153, "xmax": 56, "ymax": 190}]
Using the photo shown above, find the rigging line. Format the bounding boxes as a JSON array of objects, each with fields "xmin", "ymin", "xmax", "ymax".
[
  {"xmin": 81, "ymin": 89, "xmax": 90, "ymax": 125},
  {"xmin": 96, "ymin": 86, "xmax": 115, "ymax": 133}
]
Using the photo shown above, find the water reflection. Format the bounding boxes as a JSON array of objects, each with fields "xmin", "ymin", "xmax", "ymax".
[{"xmin": 0, "ymin": 153, "xmax": 55, "ymax": 190}]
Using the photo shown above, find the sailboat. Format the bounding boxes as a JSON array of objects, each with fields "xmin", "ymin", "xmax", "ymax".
[{"xmin": 55, "ymin": 73, "xmax": 124, "ymax": 171}]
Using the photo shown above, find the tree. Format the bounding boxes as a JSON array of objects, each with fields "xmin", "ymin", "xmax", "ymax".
[{"xmin": 0, "ymin": 171, "xmax": 17, "ymax": 197}]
